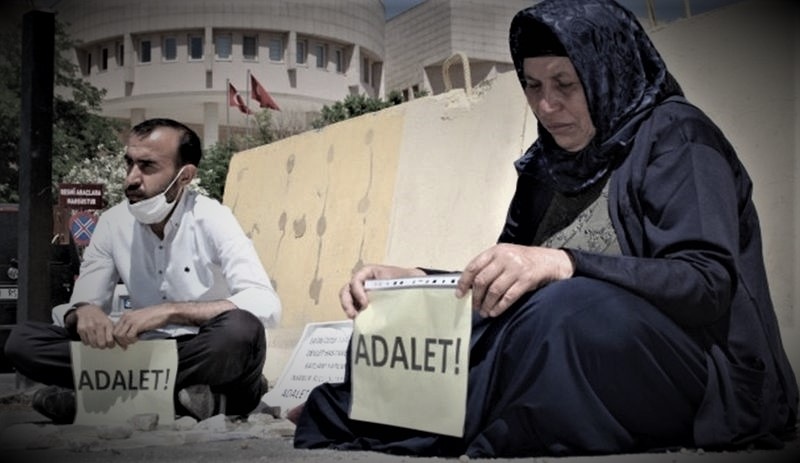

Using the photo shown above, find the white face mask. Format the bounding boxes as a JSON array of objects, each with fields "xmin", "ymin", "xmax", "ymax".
[{"xmin": 127, "ymin": 166, "xmax": 186, "ymax": 224}]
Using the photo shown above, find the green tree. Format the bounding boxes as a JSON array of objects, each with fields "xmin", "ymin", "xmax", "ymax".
[
  {"xmin": 198, "ymin": 109, "xmax": 303, "ymax": 201},
  {"xmin": 199, "ymin": 139, "xmax": 237, "ymax": 202},
  {"xmin": 0, "ymin": 20, "xmax": 123, "ymax": 204},
  {"xmin": 197, "ymin": 111, "xmax": 272, "ymax": 202},
  {"xmin": 311, "ymin": 91, "xmax": 406, "ymax": 129},
  {"xmin": 61, "ymin": 144, "xmax": 127, "ymax": 209},
  {"xmin": 248, "ymin": 109, "xmax": 277, "ymax": 146}
]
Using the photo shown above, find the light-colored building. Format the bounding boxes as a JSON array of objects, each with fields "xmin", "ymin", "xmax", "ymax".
[
  {"xmin": 52, "ymin": 0, "xmax": 534, "ymax": 147},
  {"xmin": 385, "ymin": 0, "xmax": 531, "ymax": 98},
  {"xmin": 54, "ymin": 0, "xmax": 387, "ymax": 147}
]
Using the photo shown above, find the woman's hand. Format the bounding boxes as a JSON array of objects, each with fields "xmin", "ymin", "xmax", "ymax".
[
  {"xmin": 340, "ymin": 265, "xmax": 426, "ymax": 318},
  {"xmin": 456, "ymin": 244, "xmax": 574, "ymax": 318}
]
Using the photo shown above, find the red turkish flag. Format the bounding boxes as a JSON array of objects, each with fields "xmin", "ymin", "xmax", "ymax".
[
  {"xmin": 250, "ymin": 74, "xmax": 281, "ymax": 110},
  {"xmin": 228, "ymin": 82, "xmax": 253, "ymax": 115}
]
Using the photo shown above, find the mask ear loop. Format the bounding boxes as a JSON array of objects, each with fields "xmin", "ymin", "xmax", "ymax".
[
  {"xmin": 177, "ymin": 165, "xmax": 193, "ymax": 187},
  {"xmin": 164, "ymin": 166, "xmax": 188, "ymax": 203}
]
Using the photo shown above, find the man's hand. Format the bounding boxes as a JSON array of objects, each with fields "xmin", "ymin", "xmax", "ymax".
[
  {"xmin": 72, "ymin": 304, "xmax": 116, "ymax": 349},
  {"xmin": 456, "ymin": 244, "xmax": 574, "ymax": 318},
  {"xmin": 112, "ymin": 304, "xmax": 175, "ymax": 349},
  {"xmin": 340, "ymin": 265, "xmax": 426, "ymax": 318}
]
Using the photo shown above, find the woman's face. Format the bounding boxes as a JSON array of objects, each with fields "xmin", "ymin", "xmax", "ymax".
[{"xmin": 522, "ymin": 57, "xmax": 596, "ymax": 152}]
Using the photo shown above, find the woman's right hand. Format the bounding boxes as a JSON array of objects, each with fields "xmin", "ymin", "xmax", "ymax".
[{"xmin": 340, "ymin": 264, "xmax": 426, "ymax": 318}]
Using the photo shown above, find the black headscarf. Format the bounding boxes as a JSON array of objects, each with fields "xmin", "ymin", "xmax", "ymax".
[{"xmin": 510, "ymin": 0, "xmax": 683, "ymax": 194}]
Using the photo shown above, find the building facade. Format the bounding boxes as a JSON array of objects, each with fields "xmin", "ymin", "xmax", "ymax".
[
  {"xmin": 385, "ymin": 0, "xmax": 531, "ymax": 98},
  {"xmin": 54, "ymin": 0, "xmax": 737, "ymax": 147},
  {"xmin": 56, "ymin": 0, "xmax": 389, "ymax": 146}
]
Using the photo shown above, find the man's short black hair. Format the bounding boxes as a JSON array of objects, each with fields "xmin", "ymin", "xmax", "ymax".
[{"xmin": 130, "ymin": 118, "xmax": 202, "ymax": 167}]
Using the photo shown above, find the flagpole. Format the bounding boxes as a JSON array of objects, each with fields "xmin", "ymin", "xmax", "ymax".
[
  {"xmin": 225, "ymin": 78, "xmax": 231, "ymax": 143},
  {"xmin": 246, "ymin": 69, "xmax": 252, "ymax": 141}
]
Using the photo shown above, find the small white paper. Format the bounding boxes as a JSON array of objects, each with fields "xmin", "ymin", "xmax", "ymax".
[{"xmin": 264, "ymin": 321, "xmax": 353, "ymax": 415}]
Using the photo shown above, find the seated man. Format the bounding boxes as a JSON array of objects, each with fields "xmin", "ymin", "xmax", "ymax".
[{"xmin": 5, "ymin": 118, "xmax": 281, "ymax": 423}]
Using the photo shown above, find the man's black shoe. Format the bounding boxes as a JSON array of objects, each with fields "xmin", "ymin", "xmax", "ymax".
[
  {"xmin": 31, "ymin": 385, "xmax": 76, "ymax": 424},
  {"xmin": 178, "ymin": 384, "xmax": 226, "ymax": 421}
]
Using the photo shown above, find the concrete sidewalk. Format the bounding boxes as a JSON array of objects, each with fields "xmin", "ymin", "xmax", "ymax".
[{"xmin": 1, "ymin": 373, "xmax": 798, "ymax": 463}]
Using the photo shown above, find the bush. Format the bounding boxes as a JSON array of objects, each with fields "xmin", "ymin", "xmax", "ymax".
[{"xmin": 311, "ymin": 92, "xmax": 406, "ymax": 129}]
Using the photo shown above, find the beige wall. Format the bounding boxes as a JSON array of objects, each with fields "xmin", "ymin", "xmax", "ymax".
[
  {"xmin": 225, "ymin": 110, "xmax": 406, "ymax": 378},
  {"xmin": 383, "ymin": 73, "xmax": 535, "ymax": 269},
  {"xmin": 226, "ymin": 0, "xmax": 799, "ymax": 386},
  {"xmin": 225, "ymin": 71, "xmax": 537, "ymax": 379}
]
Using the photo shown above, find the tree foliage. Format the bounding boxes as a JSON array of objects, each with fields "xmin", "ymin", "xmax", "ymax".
[
  {"xmin": 311, "ymin": 91, "xmax": 405, "ymax": 129},
  {"xmin": 199, "ymin": 109, "xmax": 289, "ymax": 201},
  {"xmin": 0, "ymin": 19, "xmax": 123, "ymax": 204},
  {"xmin": 199, "ymin": 139, "xmax": 237, "ymax": 202},
  {"xmin": 61, "ymin": 144, "xmax": 127, "ymax": 209}
]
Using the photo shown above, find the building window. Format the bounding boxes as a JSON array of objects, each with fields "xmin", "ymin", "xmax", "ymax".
[
  {"xmin": 116, "ymin": 42, "xmax": 124, "ymax": 66},
  {"xmin": 334, "ymin": 48, "xmax": 344, "ymax": 73},
  {"xmin": 189, "ymin": 35, "xmax": 203, "ymax": 60},
  {"xmin": 100, "ymin": 47, "xmax": 108, "ymax": 71},
  {"xmin": 362, "ymin": 57, "xmax": 369, "ymax": 83},
  {"xmin": 85, "ymin": 52, "xmax": 92, "ymax": 75},
  {"xmin": 215, "ymin": 34, "xmax": 232, "ymax": 60},
  {"xmin": 139, "ymin": 39, "xmax": 151, "ymax": 63},
  {"xmin": 315, "ymin": 44, "xmax": 326, "ymax": 69},
  {"xmin": 268, "ymin": 38, "xmax": 283, "ymax": 62},
  {"xmin": 243, "ymin": 35, "xmax": 257, "ymax": 60},
  {"xmin": 163, "ymin": 36, "xmax": 177, "ymax": 61},
  {"xmin": 296, "ymin": 39, "xmax": 307, "ymax": 65}
]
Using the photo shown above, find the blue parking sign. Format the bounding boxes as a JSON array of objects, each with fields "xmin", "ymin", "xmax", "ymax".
[{"xmin": 69, "ymin": 211, "xmax": 97, "ymax": 246}]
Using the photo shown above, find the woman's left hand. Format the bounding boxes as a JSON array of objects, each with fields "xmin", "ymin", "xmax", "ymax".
[{"xmin": 456, "ymin": 244, "xmax": 574, "ymax": 318}]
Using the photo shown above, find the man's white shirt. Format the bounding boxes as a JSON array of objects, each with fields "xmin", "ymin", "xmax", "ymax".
[{"xmin": 53, "ymin": 189, "xmax": 281, "ymax": 337}]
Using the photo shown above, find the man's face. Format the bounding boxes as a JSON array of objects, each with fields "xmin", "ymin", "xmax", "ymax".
[{"xmin": 124, "ymin": 127, "xmax": 184, "ymax": 204}]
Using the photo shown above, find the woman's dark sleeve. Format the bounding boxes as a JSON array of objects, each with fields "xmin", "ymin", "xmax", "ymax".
[{"xmin": 567, "ymin": 141, "xmax": 740, "ymax": 327}]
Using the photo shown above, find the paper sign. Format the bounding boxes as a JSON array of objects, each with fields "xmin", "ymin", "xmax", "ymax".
[
  {"xmin": 70, "ymin": 340, "xmax": 178, "ymax": 426},
  {"xmin": 349, "ymin": 286, "xmax": 471, "ymax": 437},
  {"xmin": 263, "ymin": 321, "xmax": 353, "ymax": 415}
]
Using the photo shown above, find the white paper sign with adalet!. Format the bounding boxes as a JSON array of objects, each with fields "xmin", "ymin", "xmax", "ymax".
[
  {"xmin": 70, "ymin": 340, "xmax": 178, "ymax": 426},
  {"xmin": 350, "ymin": 274, "xmax": 471, "ymax": 437}
]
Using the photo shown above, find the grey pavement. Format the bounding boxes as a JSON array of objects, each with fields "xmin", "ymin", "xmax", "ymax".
[{"xmin": 1, "ymin": 373, "xmax": 798, "ymax": 463}]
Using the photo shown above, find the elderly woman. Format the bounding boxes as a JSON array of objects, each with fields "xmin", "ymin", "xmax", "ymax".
[{"xmin": 293, "ymin": 0, "xmax": 797, "ymax": 457}]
